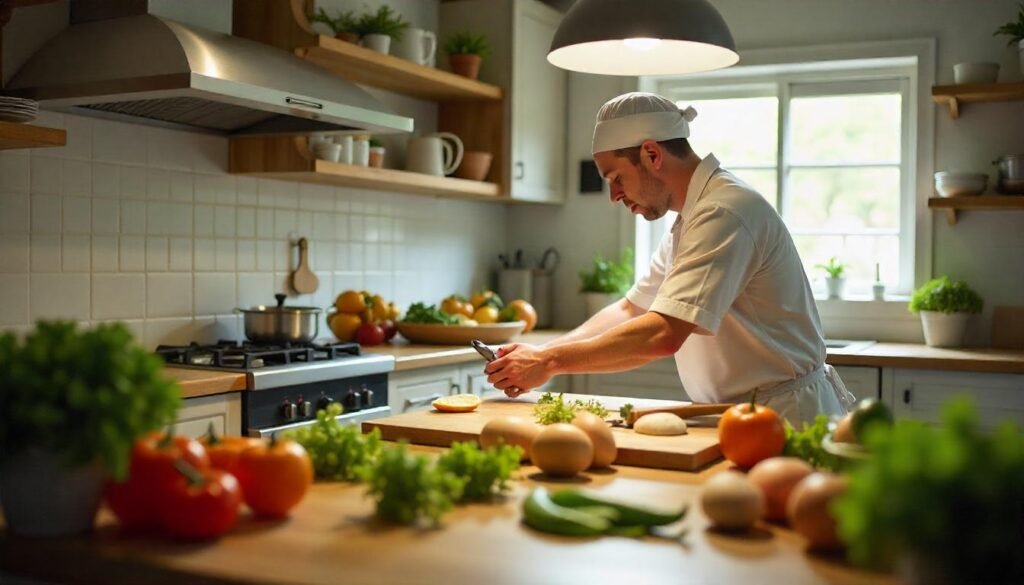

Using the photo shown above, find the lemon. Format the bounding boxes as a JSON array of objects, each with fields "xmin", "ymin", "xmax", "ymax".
[{"xmin": 433, "ymin": 393, "xmax": 482, "ymax": 413}]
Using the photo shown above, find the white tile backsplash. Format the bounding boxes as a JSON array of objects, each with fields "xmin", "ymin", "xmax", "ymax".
[{"xmin": 1, "ymin": 113, "xmax": 507, "ymax": 345}]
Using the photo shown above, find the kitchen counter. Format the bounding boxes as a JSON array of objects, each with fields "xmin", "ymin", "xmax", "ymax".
[
  {"xmin": 0, "ymin": 448, "xmax": 893, "ymax": 585},
  {"xmin": 826, "ymin": 342, "xmax": 1024, "ymax": 375},
  {"xmin": 163, "ymin": 368, "xmax": 247, "ymax": 399},
  {"xmin": 371, "ymin": 329, "xmax": 565, "ymax": 371}
]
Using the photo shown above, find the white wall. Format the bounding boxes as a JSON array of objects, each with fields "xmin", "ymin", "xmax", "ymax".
[{"xmin": 509, "ymin": 0, "xmax": 1024, "ymax": 343}]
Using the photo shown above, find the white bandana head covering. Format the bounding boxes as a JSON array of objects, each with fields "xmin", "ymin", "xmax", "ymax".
[{"xmin": 592, "ymin": 92, "xmax": 698, "ymax": 155}]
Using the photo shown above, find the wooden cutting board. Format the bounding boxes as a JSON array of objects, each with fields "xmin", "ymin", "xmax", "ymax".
[{"xmin": 363, "ymin": 395, "xmax": 722, "ymax": 471}]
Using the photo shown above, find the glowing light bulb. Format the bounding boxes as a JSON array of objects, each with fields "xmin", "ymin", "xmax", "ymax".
[{"xmin": 623, "ymin": 38, "xmax": 661, "ymax": 52}]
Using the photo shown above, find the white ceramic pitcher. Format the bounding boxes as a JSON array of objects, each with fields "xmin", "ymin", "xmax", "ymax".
[
  {"xmin": 393, "ymin": 28, "xmax": 437, "ymax": 66},
  {"xmin": 406, "ymin": 132, "xmax": 464, "ymax": 176}
]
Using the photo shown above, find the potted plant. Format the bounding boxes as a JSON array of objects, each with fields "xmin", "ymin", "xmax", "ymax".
[
  {"xmin": 815, "ymin": 256, "xmax": 847, "ymax": 299},
  {"xmin": 368, "ymin": 138, "xmax": 386, "ymax": 168},
  {"xmin": 309, "ymin": 7, "xmax": 360, "ymax": 44},
  {"xmin": 994, "ymin": 2, "xmax": 1024, "ymax": 76},
  {"xmin": 356, "ymin": 5, "xmax": 408, "ymax": 55},
  {"xmin": 0, "ymin": 321, "xmax": 180, "ymax": 536},
  {"xmin": 444, "ymin": 32, "xmax": 490, "ymax": 80},
  {"xmin": 579, "ymin": 248, "xmax": 634, "ymax": 318},
  {"xmin": 908, "ymin": 276, "xmax": 983, "ymax": 348}
]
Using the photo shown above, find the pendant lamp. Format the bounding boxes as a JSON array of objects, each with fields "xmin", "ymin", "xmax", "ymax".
[{"xmin": 547, "ymin": 0, "xmax": 739, "ymax": 76}]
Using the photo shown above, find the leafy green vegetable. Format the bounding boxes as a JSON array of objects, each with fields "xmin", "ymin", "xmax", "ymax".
[
  {"xmin": 444, "ymin": 31, "xmax": 490, "ymax": 57},
  {"xmin": 0, "ymin": 321, "xmax": 180, "ymax": 480},
  {"xmin": 579, "ymin": 248, "xmax": 634, "ymax": 295},
  {"xmin": 534, "ymin": 393, "xmax": 609, "ymax": 425},
  {"xmin": 436, "ymin": 441, "xmax": 522, "ymax": 501},
  {"xmin": 401, "ymin": 302, "xmax": 459, "ymax": 325},
  {"xmin": 833, "ymin": 398, "xmax": 1024, "ymax": 582},
  {"xmin": 285, "ymin": 403, "xmax": 381, "ymax": 481},
  {"xmin": 361, "ymin": 442, "xmax": 464, "ymax": 526},
  {"xmin": 908, "ymin": 275, "xmax": 983, "ymax": 314},
  {"xmin": 783, "ymin": 415, "xmax": 840, "ymax": 472}
]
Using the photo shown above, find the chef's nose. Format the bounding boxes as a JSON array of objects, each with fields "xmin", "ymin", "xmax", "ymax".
[{"xmin": 610, "ymin": 188, "xmax": 625, "ymax": 203}]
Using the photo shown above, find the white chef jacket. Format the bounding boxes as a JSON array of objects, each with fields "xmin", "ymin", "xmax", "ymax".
[{"xmin": 626, "ymin": 154, "xmax": 849, "ymax": 417}]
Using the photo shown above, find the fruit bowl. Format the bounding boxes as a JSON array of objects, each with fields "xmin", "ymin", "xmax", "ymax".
[
  {"xmin": 395, "ymin": 321, "xmax": 525, "ymax": 345},
  {"xmin": 821, "ymin": 432, "xmax": 871, "ymax": 463}
]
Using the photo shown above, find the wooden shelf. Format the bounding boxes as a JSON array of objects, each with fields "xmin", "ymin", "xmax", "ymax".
[
  {"xmin": 932, "ymin": 82, "xmax": 1024, "ymax": 119},
  {"xmin": 0, "ymin": 121, "xmax": 66, "ymax": 150},
  {"xmin": 296, "ymin": 35, "xmax": 503, "ymax": 102},
  {"xmin": 229, "ymin": 136, "xmax": 502, "ymax": 201},
  {"xmin": 928, "ymin": 195, "xmax": 1024, "ymax": 224}
]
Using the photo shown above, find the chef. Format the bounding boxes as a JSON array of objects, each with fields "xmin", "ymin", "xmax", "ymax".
[{"xmin": 485, "ymin": 92, "xmax": 855, "ymax": 425}]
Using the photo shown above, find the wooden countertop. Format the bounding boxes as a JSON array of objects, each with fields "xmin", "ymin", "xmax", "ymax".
[
  {"xmin": 372, "ymin": 329, "xmax": 565, "ymax": 371},
  {"xmin": 163, "ymin": 368, "xmax": 247, "ymax": 399},
  {"xmin": 0, "ymin": 448, "xmax": 893, "ymax": 585},
  {"xmin": 827, "ymin": 342, "xmax": 1024, "ymax": 374}
]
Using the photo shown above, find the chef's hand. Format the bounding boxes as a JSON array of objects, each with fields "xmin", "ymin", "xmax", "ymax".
[{"xmin": 485, "ymin": 343, "xmax": 552, "ymax": 398}]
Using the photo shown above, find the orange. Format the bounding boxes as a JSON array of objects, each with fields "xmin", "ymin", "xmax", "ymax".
[
  {"xmin": 473, "ymin": 306, "xmax": 500, "ymax": 324},
  {"xmin": 370, "ymin": 294, "xmax": 388, "ymax": 321},
  {"xmin": 433, "ymin": 394, "xmax": 482, "ymax": 413},
  {"xmin": 328, "ymin": 312, "xmax": 362, "ymax": 342},
  {"xmin": 235, "ymin": 439, "xmax": 313, "ymax": 518},
  {"xmin": 335, "ymin": 290, "xmax": 366, "ymax": 314},
  {"xmin": 504, "ymin": 299, "xmax": 538, "ymax": 333}
]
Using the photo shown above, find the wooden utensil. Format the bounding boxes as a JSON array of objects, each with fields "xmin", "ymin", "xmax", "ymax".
[
  {"xmin": 625, "ymin": 403, "xmax": 733, "ymax": 427},
  {"xmin": 290, "ymin": 238, "xmax": 319, "ymax": 294}
]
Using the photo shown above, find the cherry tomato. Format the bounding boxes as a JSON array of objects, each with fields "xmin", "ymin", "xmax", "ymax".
[
  {"xmin": 235, "ymin": 437, "xmax": 313, "ymax": 518},
  {"xmin": 105, "ymin": 431, "xmax": 210, "ymax": 531},
  {"xmin": 160, "ymin": 462, "xmax": 242, "ymax": 540},
  {"xmin": 355, "ymin": 322, "xmax": 385, "ymax": 346},
  {"xmin": 718, "ymin": 391, "xmax": 786, "ymax": 469}
]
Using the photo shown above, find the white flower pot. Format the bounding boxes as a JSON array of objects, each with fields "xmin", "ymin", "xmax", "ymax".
[
  {"xmin": 825, "ymin": 277, "xmax": 846, "ymax": 299},
  {"xmin": 361, "ymin": 34, "xmax": 391, "ymax": 55},
  {"xmin": 919, "ymin": 310, "xmax": 971, "ymax": 348},
  {"xmin": 583, "ymin": 292, "xmax": 620, "ymax": 318},
  {"xmin": 1019, "ymin": 40, "xmax": 1024, "ymax": 76},
  {"xmin": 0, "ymin": 447, "xmax": 105, "ymax": 536}
]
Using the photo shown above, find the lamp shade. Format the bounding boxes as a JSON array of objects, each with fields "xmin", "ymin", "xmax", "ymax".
[{"xmin": 547, "ymin": 0, "xmax": 739, "ymax": 76}]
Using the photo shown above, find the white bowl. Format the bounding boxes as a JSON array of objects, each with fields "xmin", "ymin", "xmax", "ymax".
[
  {"xmin": 953, "ymin": 62, "xmax": 999, "ymax": 85},
  {"xmin": 934, "ymin": 172, "xmax": 987, "ymax": 197}
]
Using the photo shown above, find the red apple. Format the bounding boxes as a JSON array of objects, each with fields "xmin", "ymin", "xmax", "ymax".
[
  {"xmin": 379, "ymin": 319, "xmax": 397, "ymax": 342},
  {"xmin": 355, "ymin": 322, "xmax": 385, "ymax": 346}
]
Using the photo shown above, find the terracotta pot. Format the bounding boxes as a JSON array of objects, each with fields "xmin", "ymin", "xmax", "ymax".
[
  {"xmin": 369, "ymin": 147, "xmax": 386, "ymax": 168},
  {"xmin": 450, "ymin": 53, "xmax": 482, "ymax": 80},
  {"xmin": 454, "ymin": 151, "xmax": 493, "ymax": 181},
  {"xmin": 335, "ymin": 31, "xmax": 360, "ymax": 44}
]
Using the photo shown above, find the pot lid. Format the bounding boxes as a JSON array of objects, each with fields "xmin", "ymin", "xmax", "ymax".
[{"xmin": 239, "ymin": 293, "xmax": 322, "ymax": 313}]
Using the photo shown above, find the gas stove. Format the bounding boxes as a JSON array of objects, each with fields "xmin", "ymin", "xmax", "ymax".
[{"xmin": 156, "ymin": 340, "xmax": 395, "ymax": 437}]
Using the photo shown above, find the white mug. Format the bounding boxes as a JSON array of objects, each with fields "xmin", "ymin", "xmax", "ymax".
[
  {"xmin": 406, "ymin": 132, "xmax": 464, "ymax": 176},
  {"xmin": 392, "ymin": 28, "xmax": 437, "ymax": 66},
  {"xmin": 333, "ymin": 135, "xmax": 353, "ymax": 164}
]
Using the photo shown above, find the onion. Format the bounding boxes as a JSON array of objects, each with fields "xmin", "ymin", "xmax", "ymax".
[
  {"xmin": 747, "ymin": 457, "xmax": 814, "ymax": 522},
  {"xmin": 786, "ymin": 472, "xmax": 849, "ymax": 551}
]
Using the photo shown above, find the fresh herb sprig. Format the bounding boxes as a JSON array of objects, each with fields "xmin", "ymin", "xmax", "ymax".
[
  {"xmin": 285, "ymin": 403, "xmax": 381, "ymax": 481},
  {"xmin": 361, "ymin": 442, "xmax": 464, "ymax": 526},
  {"xmin": 401, "ymin": 302, "xmax": 460, "ymax": 325},
  {"xmin": 783, "ymin": 415, "xmax": 840, "ymax": 472},
  {"xmin": 436, "ymin": 441, "xmax": 522, "ymax": 501},
  {"xmin": 534, "ymin": 393, "xmax": 609, "ymax": 424}
]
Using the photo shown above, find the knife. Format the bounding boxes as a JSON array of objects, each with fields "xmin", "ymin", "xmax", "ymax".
[{"xmin": 470, "ymin": 340, "xmax": 522, "ymax": 396}]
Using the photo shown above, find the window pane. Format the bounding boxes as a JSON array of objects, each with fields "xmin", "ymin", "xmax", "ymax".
[
  {"xmin": 790, "ymin": 94, "xmax": 901, "ymax": 164},
  {"xmin": 731, "ymin": 169, "xmax": 777, "ymax": 208},
  {"xmin": 795, "ymin": 234, "xmax": 900, "ymax": 295},
  {"xmin": 786, "ymin": 167, "xmax": 900, "ymax": 230},
  {"xmin": 676, "ymin": 97, "xmax": 778, "ymax": 166}
]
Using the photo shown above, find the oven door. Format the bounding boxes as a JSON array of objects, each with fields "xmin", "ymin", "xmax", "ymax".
[{"xmin": 247, "ymin": 405, "xmax": 391, "ymax": 438}]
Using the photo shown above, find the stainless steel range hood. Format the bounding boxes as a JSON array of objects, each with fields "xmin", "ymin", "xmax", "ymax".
[{"xmin": 3, "ymin": 14, "xmax": 415, "ymax": 136}]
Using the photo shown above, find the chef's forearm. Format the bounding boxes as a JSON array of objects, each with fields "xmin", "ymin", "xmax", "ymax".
[
  {"xmin": 543, "ymin": 298, "xmax": 643, "ymax": 349},
  {"xmin": 545, "ymin": 312, "xmax": 688, "ymax": 375}
]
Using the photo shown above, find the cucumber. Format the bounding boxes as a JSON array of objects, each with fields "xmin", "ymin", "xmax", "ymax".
[
  {"xmin": 549, "ymin": 489, "xmax": 687, "ymax": 526},
  {"xmin": 522, "ymin": 488, "xmax": 612, "ymax": 536}
]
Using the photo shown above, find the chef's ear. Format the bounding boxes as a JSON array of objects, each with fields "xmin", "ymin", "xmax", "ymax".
[{"xmin": 639, "ymin": 139, "xmax": 663, "ymax": 170}]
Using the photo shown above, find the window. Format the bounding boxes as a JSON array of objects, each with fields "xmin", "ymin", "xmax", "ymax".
[{"xmin": 641, "ymin": 59, "xmax": 917, "ymax": 297}]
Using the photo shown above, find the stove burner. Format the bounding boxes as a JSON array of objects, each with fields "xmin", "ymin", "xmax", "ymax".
[{"xmin": 156, "ymin": 340, "xmax": 361, "ymax": 371}]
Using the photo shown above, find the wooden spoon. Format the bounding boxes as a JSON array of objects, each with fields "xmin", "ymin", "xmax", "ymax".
[{"xmin": 290, "ymin": 238, "xmax": 319, "ymax": 294}]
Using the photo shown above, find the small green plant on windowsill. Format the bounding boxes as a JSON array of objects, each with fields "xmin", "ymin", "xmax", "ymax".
[
  {"xmin": 815, "ymin": 257, "xmax": 847, "ymax": 299},
  {"xmin": 579, "ymin": 248, "xmax": 634, "ymax": 295}
]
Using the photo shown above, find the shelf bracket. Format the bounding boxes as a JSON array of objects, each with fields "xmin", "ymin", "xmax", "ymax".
[
  {"xmin": 948, "ymin": 97, "xmax": 960, "ymax": 119},
  {"xmin": 945, "ymin": 209, "xmax": 958, "ymax": 225}
]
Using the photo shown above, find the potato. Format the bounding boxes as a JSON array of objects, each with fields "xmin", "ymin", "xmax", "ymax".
[{"xmin": 701, "ymin": 471, "xmax": 764, "ymax": 531}]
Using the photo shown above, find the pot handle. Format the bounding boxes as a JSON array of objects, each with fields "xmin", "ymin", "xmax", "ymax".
[{"xmin": 275, "ymin": 293, "xmax": 287, "ymax": 307}]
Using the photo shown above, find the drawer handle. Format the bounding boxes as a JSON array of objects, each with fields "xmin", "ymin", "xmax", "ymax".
[
  {"xmin": 903, "ymin": 388, "xmax": 912, "ymax": 405},
  {"xmin": 450, "ymin": 383, "xmax": 461, "ymax": 394},
  {"xmin": 514, "ymin": 161, "xmax": 525, "ymax": 180},
  {"xmin": 405, "ymin": 393, "xmax": 443, "ymax": 408}
]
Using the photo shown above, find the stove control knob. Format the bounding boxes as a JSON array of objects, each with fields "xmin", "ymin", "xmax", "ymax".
[
  {"xmin": 297, "ymin": 396, "xmax": 313, "ymax": 417},
  {"xmin": 360, "ymin": 384, "xmax": 375, "ymax": 407},
  {"xmin": 281, "ymin": 401, "xmax": 298, "ymax": 421},
  {"xmin": 343, "ymin": 389, "xmax": 362, "ymax": 410},
  {"xmin": 317, "ymin": 394, "xmax": 335, "ymax": 411}
]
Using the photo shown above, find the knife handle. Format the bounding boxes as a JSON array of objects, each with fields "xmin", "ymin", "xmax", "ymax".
[{"xmin": 625, "ymin": 403, "xmax": 733, "ymax": 426}]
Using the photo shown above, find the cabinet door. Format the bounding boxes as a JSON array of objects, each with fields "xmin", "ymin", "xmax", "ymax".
[
  {"xmin": 580, "ymin": 358, "xmax": 688, "ymax": 401},
  {"xmin": 884, "ymin": 368, "xmax": 1024, "ymax": 428},
  {"xmin": 832, "ymin": 366, "xmax": 880, "ymax": 401},
  {"xmin": 510, "ymin": 0, "xmax": 566, "ymax": 203},
  {"xmin": 175, "ymin": 393, "xmax": 242, "ymax": 438},
  {"xmin": 389, "ymin": 367, "xmax": 463, "ymax": 414},
  {"xmin": 461, "ymin": 363, "xmax": 565, "ymax": 399}
]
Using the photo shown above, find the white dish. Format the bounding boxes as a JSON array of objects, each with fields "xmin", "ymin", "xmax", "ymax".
[
  {"xmin": 953, "ymin": 62, "xmax": 999, "ymax": 85},
  {"xmin": 934, "ymin": 172, "xmax": 987, "ymax": 197}
]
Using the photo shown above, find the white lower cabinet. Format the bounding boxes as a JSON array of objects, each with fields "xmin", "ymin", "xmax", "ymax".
[
  {"xmin": 832, "ymin": 366, "xmax": 880, "ymax": 401},
  {"xmin": 882, "ymin": 368, "xmax": 1024, "ymax": 428},
  {"xmin": 388, "ymin": 367, "xmax": 463, "ymax": 414},
  {"xmin": 175, "ymin": 393, "xmax": 242, "ymax": 438},
  {"xmin": 575, "ymin": 358, "xmax": 687, "ymax": 401}
]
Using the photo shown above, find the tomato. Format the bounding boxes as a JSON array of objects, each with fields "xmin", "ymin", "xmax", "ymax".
[
  {"xmin": 160, "ymin": 462, "xmax": 242, "ymax": 540},
  {"xmin": 201, "ymin": 429, "xmax": 263, "ymax": 477},
  {"xmin": 501, "ymin": 299, "xmax": 538, "ymax": 333},
  {"xmin": 335, "ymin": 290, "xmax": 366, "ymax": 314},
  {"xmin": 379, "ymin": 319, "xmax": 397, "ymax": 342},
  {"xmin": 328, "ymin": 311, "xmax": 363, "ymax": 342},
  {"xmin": 235, "ymin": 438, "xmax": 313, "ymax": 518},
  {"xmin": 105, "ymin": 432, "xmax": 210, "ymax": 531},
  {"xmin": 356, "ymin": 321, "xmax": 386, "ymax": 346},
  {"xmin": 473, "ymin": 306, "xmax": 500, "ymax": 324},
  {"xmin": 717, "ymin": 392, "xmax": 786, "ymax": 469}
]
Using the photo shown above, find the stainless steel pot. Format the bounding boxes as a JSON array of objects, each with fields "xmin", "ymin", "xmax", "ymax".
[
  {"xmin": 235, "ymin": 294, "xmax": 322, "ymax": 343},
  {"xmin": 995, "ymin": 154, "xmax": 1024, "ymax": 194}
]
